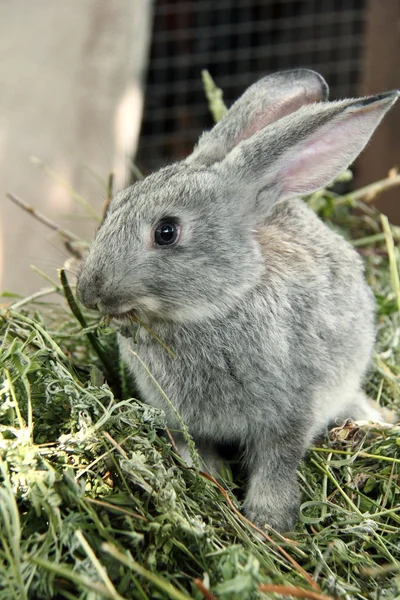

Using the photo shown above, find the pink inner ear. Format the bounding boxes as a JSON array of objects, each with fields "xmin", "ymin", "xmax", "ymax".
[
  {"xmin": 282, "ymin": 137, "xmax": 332, "ymax": 193},
  {"xmin": 233, "ymin": 89, "xmax": 320, "ymax": 145},
  {"xmin": 279, "ymin": 109, "xmax": 387, "ymax": 198}
]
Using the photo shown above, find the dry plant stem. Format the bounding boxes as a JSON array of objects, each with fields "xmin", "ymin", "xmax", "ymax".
[
  {"xmin": 75, "ymin": 530, "xmax": 124, "ymax": 600},
  {"xmin": 30, "ymin": 556, "xmax": 123, "ymax": 600},
  {"xmin": 102, "ymin": 431, "xmax": 129, "ymax": 459},
  {"xmin": 352, "ymin": 232, "xmax": 395, "ymax": 248},
  {"xmin": 130, "ymin": 161, "xmax": 144, "ymax": 181},
  {"xmin": 380, "ymin": 214, "xmax": 400, "ymax": 313},
  {"xmin": 362, "ymin": 563, "xmax": 400, "ymax": 577},
  {"xmin": 59, "ymin": 269, "xmax": 117, "ymax": 383},
  {"xmin": 5, "ymin": 309, "xmax": 68, "ymax": 362},
  {"xmin": 30, "ymin": 156, "xmax": 100, "ymax": 220},
  {"xmin": 312, "ymin": 447, "xmax": 400, "ymax": 464},
  {"xmin": 86, "ymin": 498, "xmax": 147, "ymax": 522},
  {"xmin": 76, "ymin": 432, "xmax": 136, "ymax": 479},
  {"xmin": 64, "ymin": 239, "xmax": 84, "ymax": 260},
  {"xmin": 30, "ymin": 265, "xmax": 60, "ymax": 288},
  {"xmin": 199, "ymin": 471, "xmax": 320, "ymax": 592},
  {"xmin": 309, "ymin": 458, "xmax": 361, "ymax": 515},
  {"xmin": 258, "ymin": 584, "xmax": 334, "ymax": 600},
  {"xmin": 6, "ymin": 192, "xmax": 80, "ymax": 242},
  {"xmin": 346, "ymin": 173, "xmax": 400, "ymax": 204},
  {"xmin": 102, "ymin": 543, "xmax": 192, "ymax": 600},
  {"xmin": 130, "ymin": 313, "xmax": 176, "ymax": 358},
  {"xmin": 11, "ymin": 286, "xmax": 60, "ymax": 310},
  {"xmin": 102, "ymin": 172, "xmax": 114, "ymax": 220},
  {"xmin": 165, "ymin": 426, "xmax": 180, "ymax": 455},
  {"xmin": 193, "ymin": 579, "xmax": 217, "ymax": 600},
  {"xmin": 201, "ymin": 70, "xmax": 228, "ymax": 123}
]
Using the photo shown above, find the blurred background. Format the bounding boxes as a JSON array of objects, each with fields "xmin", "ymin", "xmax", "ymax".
[{"xmin": 1, "ymin": 0, "xmax": 399, "ymax": 295}]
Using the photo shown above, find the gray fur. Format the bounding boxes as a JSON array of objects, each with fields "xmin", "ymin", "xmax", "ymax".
[{"xmin": 77, "ymin": 70, "xmax": 399, "ymax": 532}]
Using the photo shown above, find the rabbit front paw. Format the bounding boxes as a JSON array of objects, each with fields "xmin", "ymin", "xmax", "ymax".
[
  {"xmin": 243, "ymin": 502, "xmax": 298, "ymax": 534},
  {"xmin": 242, "ymin": 458, "xmax": 301, "ymax": 533}
]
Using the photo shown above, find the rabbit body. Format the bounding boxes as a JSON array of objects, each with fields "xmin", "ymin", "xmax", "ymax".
[
  {"xmin": 77, "ymin": 70, "xmax": 398, "ymax": 531},
  {"xmin": 116, "ymin": 193, "xmax": 376, "ymax": 531},
  {"xmin": 118, "ymin": 196, "xmax": 378, "ymax": 438}
]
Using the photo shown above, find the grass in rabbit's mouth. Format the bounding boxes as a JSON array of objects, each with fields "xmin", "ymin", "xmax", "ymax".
[
  {"xmin": 1, "ymin": 78, "xmax": 400, "ymax": 600},
  {"xmin": 108, "ymin": 309, "xmax": 138, "ymax": 326},
  {"xmin": 111, "ymin": 310, "xmax": 177, "ymax": 359}
]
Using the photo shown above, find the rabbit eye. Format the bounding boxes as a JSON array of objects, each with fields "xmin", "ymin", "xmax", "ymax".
[{"xmin": 154, "ymin": 220, "xmax": 180, "ymax": 247}]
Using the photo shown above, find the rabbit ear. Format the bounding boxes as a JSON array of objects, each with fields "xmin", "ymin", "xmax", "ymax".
[
  {"xmin": 187, "ymin": 69, "xmax": 328, "ymax": 166},
  {"xmin": 217, "ymin": 91, "xmax": 399, "ymax": 216}
]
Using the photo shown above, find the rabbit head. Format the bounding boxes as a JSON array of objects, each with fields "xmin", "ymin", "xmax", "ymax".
[{"xmin": 77, "ymin": 69, "xmax": 398, "ymax": 324}]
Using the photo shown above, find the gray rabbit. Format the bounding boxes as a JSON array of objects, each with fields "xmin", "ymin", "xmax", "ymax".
[{"xmin": 77, "ymin": 70, "xmax": 399, "ymax": 532}]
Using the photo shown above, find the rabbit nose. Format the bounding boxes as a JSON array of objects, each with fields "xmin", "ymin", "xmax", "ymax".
[
  {"xmin": 76, "ymin": 284, "xmax": 100, "ymax": 311},
  {"xmin": 76, "ymin": 270, "xmax": 104, "ymax": 310},
  {"xmin": 77, "ymin": 271, "xmax": 125, "ymax": 314}
]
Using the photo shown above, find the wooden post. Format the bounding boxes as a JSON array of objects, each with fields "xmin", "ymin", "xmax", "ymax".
[
  {"xmin": 356, "ymin": 0, "xmax": 400, "ymax": 221},
  {"xmin": 0, "ymin": 0, "xmax": 153, "ymax": 295}
]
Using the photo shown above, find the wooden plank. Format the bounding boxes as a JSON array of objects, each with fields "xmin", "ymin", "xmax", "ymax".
[
  {"xmin": 356, "ymin": 0, "xmax": 400, "ymax": 221},
  {"xmin": 0, "ymin": 0, "xmax": 153, "ymax": 295}
]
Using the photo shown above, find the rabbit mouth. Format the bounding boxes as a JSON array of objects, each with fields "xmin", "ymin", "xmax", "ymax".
[
  {"xmin": 105, "ymin": 296, "xmax": 164, "ymax": 324},
  {"xmin": 108, "ymin": 309, "xmax": 138, "ymax": 325}
]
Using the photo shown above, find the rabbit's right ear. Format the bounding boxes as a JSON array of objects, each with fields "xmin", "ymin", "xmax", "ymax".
[
  {"xmin": 187, "ymin": 69, "xmax": 328, "ymax": 166},
  {"xmin": 217, "ymin": 91, "xmax": 399, "ymax": 219}
]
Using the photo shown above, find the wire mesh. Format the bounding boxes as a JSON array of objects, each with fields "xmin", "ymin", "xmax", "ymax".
[{"xmin": 136, "ymin": 0, "xmax": 366, "ymax": 171}]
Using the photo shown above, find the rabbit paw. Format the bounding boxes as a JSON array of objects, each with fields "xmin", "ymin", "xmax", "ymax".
[{"xmin": 243, "ymin": 503, "xmax": 297, "ymax": 534}]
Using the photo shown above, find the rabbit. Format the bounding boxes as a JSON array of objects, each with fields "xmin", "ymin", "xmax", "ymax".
[{"xmin": 77, "ymin": 69, "xmax": 399, "ymax": 532}]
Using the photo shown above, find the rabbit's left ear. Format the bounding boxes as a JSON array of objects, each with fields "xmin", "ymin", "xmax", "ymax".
[
  {"xmin": 217, "ymin": 91, "xmax": 399, "ymax": 215},
  {"xmin": 187, "ymin": 69, "xmax": 328, "ymax": 166}
]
